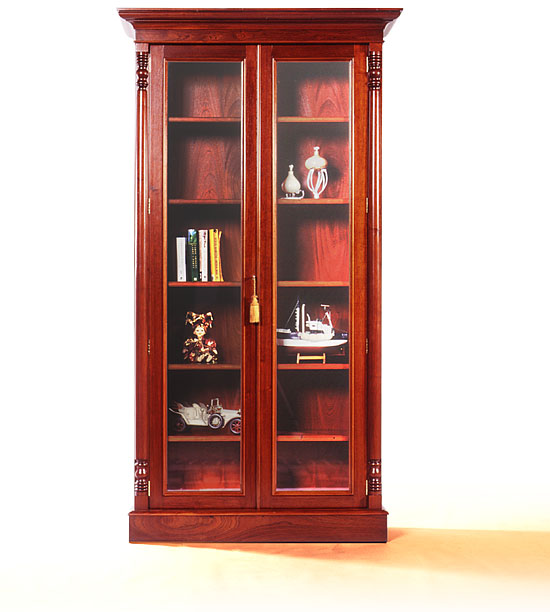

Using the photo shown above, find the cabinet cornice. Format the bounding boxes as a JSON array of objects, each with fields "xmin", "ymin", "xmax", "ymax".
[{"xmin": 118, "ymin": 8, "xmax": 402, "ymax": 44}]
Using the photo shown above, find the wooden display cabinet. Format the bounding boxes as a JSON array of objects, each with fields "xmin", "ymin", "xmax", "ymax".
[{"xmin": 119, "ymin": 8, "xmax": 401, "ymax": 543}]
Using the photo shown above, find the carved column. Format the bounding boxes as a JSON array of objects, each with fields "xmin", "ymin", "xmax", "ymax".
[
  {"xmin": 135, "ymin": 47, "xmax": 149, "ymax": 511},
  {"xmin": 368, "ymin": 459, "xmax": 382, "ymax": 493},
  {"xmin": 134, "ymin": 459, "xmax": 150, "ymax": 496},
  {"xmin": 367, "ymin": 44, "xmax": 383, "ymax": 509}
]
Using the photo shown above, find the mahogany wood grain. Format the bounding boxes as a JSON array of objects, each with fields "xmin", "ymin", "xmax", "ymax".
[
  {"xmin": 277, "ymin": 281, "xmax": 349, "ymax": 287},
  {"xmin": 168, "ymin": 123, "xmax": 240, "ymax": 200},
  {"xmin": 168, "ymin": 436, "xmax": 239, "ymax": 442},
  {"xmin": 168, "ymin": 363, "xmax": 240, "ymax": 370},
  {"xmin": 163, "ymin": 45, "xmax": 247, "ymax": 61},
  {"xmin": 147, "ymin": 44, "xmax": 165, "ymax": 512},
  {"xmin": 277, "ymin": 441, "xmax": 349, "ymax": 489},
  {"xmin": 277, "ymin": 198, "xmax": 347, "ymax": 205},
  {"xmin": 269, "ymin": 45, "xmax": 355, "ymax": 61},
  {"xmin": 119, "ymin": 9, "xmax": 402, "ymax": 45},
  {"xmin": 263, "ymin": 45, "xmax": 368, "ymax": 510},
  {"xmin": 167, "ymin": 369, "xmax": 240, "ymax": 411},
  {"xmin": 277, "ymin": 117, "xmax": 348, "ymax": 123},
  {"xmin": 168, "ymin": 281, "xmax": 240, "ymax": 287},
  {"xmin": 351, "ymin": 43, "xmax": 370, "ymax": 511},
  {"xmin": 169, "ymin": 117, "xmax": 240, "ymax": 123},
  {"xmin": 367, "ymin": 43, "xmax": 383, "ymax": 510},
  {"xmin": 120, "ymin": 8, "xmax": 401, "ymax": 541},
  {"xmin": 134, "ymin": 48, "xmax": 149, "ymax": 512},
  {"xmin": 241, "ymin": 43, "xmax": 260, "ymax": 512},
  {"xmin": 168, "ymin": 61, "xmax": 240, "ymax": 118},
  {"xmin": 257, "ymin": 44, "xmax": 274, "ymax": 510},
  {"xmin": 167, "ymin": 442, "xmax": 240, "ymax": 490},
  {"xmin": 277, "ymin": 370, "xmax": 349, "ymax": 435},
  {"xmin": 277, "ymin": 206, "xmax": 349, "ymax": 282},
  {"xmin": 169, "ymin": 199, "xmax": 240, "ymax": 205},
  {"xmin": 277, "ymin": 61, "xmax": 349, "ymax": 118},
  {"xmin": 119, "ymin": 8, "xmax": 401, "ymax": 23},
  {"xmin": 277, "ymin": 363, "xmax": 349, "ymax": 370},
  {"xmin": 148, "ymin": 44, "xmax": 258, "ymax": 511},
  {"xmin": 277, "ymin": 434, "xmax": 349, "ymax": 442},
  {"xmin": 129, "ymin": 509, "xmax": 388, "ymax": 543}
]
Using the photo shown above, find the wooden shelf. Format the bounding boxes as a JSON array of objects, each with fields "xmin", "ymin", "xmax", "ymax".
[
  {"xmin": 278, "ymin": 280, "xmax": 348, "ymax": 287},
  {"xmin": 277, "ymin": 198, "xmax": 348, "ymax": 205},
  {"xmin": 278, "ymin": 117, "xmax": 348, "ymax": 123},
  {"xmin": 277, "ymin": 433, "xmax": 348, "ymax": 442},
  {"xmin": 168, "ymin": 281, "xmax": 240, "ymax": 287},
  {"xmin": 168, "ymin": 364, "xmax": 240, "ymax": 371},
  {"xmin": 168, "ymin": 435, "xmax": 239, "ymax": 442},
  {"xmin": 275, "ymin": 487, "xmax": 349, "ymax": 492},
  {"xmin": 169, "ymin": 199, "xmax": 240, "ymax": 205},
  {"xmin": 169, "ymin": 117, "xmax": 240, "ymax": 123},
  {"xmin": 278, "ymin": 363, "xmax": 349, "ymax": 370}
]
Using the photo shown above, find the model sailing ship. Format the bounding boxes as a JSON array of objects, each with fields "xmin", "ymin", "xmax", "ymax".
[{"xmin": 276, "ymin": 299, "xmax": 348, "ymax": 355}]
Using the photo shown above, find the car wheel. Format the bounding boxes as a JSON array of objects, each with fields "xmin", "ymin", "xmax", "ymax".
[
  {"xmin": 208, "ymin": 413, "xmax": 224, "ymax": 430},
  {"xmin": 228, "ymin": 418, "xmax": 241, "ymax": 435},
  {"xmin": 173, "ymin": 416, "xmax": 187, "ymax": 433},
  {"xmin": 169, "ymin": 411, "xmax": 187, "ymax": 434}
]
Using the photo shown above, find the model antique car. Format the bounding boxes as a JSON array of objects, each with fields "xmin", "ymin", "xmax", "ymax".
[{"xmin": 168, "ymin": 398, "xmax": 241, "ymax": 435}]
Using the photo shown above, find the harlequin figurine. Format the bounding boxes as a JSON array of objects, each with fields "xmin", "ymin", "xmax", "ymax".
[{"xmin": 182, "ymin": 311, "xmax": 219, "ymax": 364}]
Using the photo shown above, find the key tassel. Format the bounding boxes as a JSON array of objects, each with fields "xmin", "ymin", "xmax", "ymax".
[{"xmin": 249, "ymin": 275, "xmax": 260, "ymax": 323}]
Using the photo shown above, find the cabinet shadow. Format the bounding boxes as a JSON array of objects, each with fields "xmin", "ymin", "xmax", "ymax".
[{"xmin": 153, "ymin": 528, "xmax": 550, "ymax": 582}]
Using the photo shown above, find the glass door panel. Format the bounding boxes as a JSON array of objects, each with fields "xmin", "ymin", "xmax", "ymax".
[
  {"xmin": 275, "ymin": 61, "xmax": 351, "ymax": 491},
  {"xmin": 166, "ymin": 61, "xmax": 243, "ymax": 492}
]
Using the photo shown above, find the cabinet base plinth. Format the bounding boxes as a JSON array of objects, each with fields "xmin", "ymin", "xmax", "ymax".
[{"xmin": 129, "ymin": 509, "xmax": 388, "ymax": 543}]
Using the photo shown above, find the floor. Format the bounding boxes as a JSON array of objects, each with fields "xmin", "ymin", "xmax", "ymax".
[{"xmin": 3, "ymin": 528, "xmax": 549, "ymax": 611}]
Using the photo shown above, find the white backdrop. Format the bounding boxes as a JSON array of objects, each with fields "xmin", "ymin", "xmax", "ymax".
[{"xmin": 1, "ymin": 1, "xmax": 549, "ymax": 576}]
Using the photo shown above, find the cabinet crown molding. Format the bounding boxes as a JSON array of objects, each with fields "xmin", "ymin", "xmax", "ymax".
[{"xmin": 118, "ymin": 8, "xmax": 402, "ymax": 44}]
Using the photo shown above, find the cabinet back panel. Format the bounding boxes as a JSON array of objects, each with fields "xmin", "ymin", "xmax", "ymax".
[
  {"xmin": 168, "ymin": 370, "xmax": 240, "ymax": 415},
  {"xmin": 168, "ymin": 62, "xmax": 241, "ymax": 118},
  {"xmin": 277, "ymin": 62, "xmax": 349, "ymax": 117},
  {"xmin": 167, "ymin": 442, "xmax": 240, "ymax": 491},
  {"xmin": 277, "ymin": 442, "xmax": 349, "ymax": 490},
  {"xmin": 168, "ymin": 124, "xmax": 241, "ymax": 200},
  {"xmin": 277, "ymin": 370, "xmax": 349, "ymax": 434},
  {"xmin": 277, "ymin": 205, "xmax": 348, "ymax": 282}
]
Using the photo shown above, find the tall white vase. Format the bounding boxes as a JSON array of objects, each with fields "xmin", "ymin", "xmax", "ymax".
[{"xmin": 305, "ymin": 147, "xmax": 328, "ymax": 199}]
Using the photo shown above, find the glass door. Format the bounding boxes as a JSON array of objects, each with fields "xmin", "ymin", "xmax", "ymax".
[
  {"xmin": 166, "ymin": 59, "xmax": 243, "ymax": 496},
  {"xmin": 149, "ymin": 45, "xmax": 257, "ymax": 509},
  {"xmin": 260, "ymin": 45, "xmax": 368, "ymax": 507}
]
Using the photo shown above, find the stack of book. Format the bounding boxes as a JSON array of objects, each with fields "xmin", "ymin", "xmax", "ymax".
[{"xmin": 176, "ymin": 229, "xmax": 224, "ymax": 282}]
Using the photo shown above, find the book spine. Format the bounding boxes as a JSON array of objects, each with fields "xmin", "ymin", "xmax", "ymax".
[
  {"xmin": 209, "ymin": 229, "xmax": 217, "ymax": 282},
  {"xmin": 176, "ymin": 236, "xmax": 187, "ymax": 282},
  {"xmin": 198, "ymin": 230, "xmax": 209, "ymax": 282},
  {"xmin": 209, "ymin": 229, "xmax": 224, "ymax": 282},
  {"xmin": 187, "ymin": 229, "xmax": 199, "ymax": 282},
  {"xmin": 217, "ymin": 229, "xmax": 224, "ymax": 282}
]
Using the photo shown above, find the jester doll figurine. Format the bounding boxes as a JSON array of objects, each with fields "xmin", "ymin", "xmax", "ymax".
[{"xmin": 182, "ymin": 311, "xmax": 219, "ymax": 364}]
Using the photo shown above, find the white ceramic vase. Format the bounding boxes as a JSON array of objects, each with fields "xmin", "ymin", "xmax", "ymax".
[
  {"xmin": 305, "ymin": 147, "xmax": 328, "ymax": 199},
  {"xmin": 281, "ymin": 164, "xmax": 304, "ymax": 199}
]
